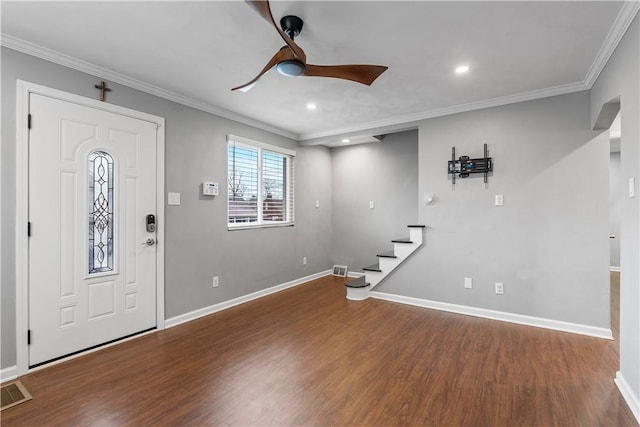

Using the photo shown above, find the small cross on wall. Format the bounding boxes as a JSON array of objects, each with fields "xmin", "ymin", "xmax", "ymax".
[{"xmin": 94, "ymin": 81, "xmax": 112, "ymax": 102}]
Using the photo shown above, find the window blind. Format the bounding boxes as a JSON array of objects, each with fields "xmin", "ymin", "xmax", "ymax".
[{"xmin": 227, "ymin": 135, "xmax": 295, "ymax": 228}]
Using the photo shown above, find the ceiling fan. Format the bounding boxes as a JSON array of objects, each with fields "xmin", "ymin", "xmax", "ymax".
[{"xmin": 232, "ymin": 0, "xmax": 388, "ymax": 92}]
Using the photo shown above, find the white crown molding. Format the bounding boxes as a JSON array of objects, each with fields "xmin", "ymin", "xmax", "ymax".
[
  {"xmin": 370, "ymin": 291, "xmax": 613, "ymax": 340},
  {"xmin": 299, "ymin": 81, "xmax": 588, "ymax": 142},
  {"xmin": 0, "ymin": 34, "xmax": 298, "ymax": 141},
  {"xmin": 299, "ymin": 0, "xmax": 640, "ymax": 143},
  {"xmin": 3, "ymin": 0, "xmax": 638, "ymax": 146},
  {"xmin": 584, "ymin": 1, "xmax": 640, "ymax": 88}
]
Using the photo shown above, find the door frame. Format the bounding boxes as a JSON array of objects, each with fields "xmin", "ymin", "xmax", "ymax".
[{"xmin": 15, "ymin": 80, "xmax": 165, "ymax": 376}]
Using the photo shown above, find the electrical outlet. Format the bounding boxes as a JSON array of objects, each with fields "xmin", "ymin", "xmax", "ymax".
[
  {"xmin": 464, "ymin": 277, "xmax": 473, "ymax": 289},
  {"xmin": 303, "ymin": 257, "xmax": 307, "ymax": 265},
  {"xmin": 495, "ymin": 282, "xmax": 504, "ymax": 294},
  {"xmin": 212, "ymin": 276, "xmax": 219, "ymax": 288}
]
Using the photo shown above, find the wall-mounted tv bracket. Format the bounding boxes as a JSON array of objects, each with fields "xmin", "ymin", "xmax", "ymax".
[{"xmin": 448, "ymin": 143, "xmax": 493, "ymax": 185}]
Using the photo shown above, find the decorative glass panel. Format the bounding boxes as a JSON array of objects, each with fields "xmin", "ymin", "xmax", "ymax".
[{"xmin": 88, "ymin": 151, "xmax": 114, "ymax": 273}]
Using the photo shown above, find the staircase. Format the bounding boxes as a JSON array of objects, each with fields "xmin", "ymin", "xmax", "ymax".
[{"xmin": 345, "ymin": 225, "xmax": 426, "ymax": 300}]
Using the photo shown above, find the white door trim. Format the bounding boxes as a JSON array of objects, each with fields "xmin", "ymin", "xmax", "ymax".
[{"xmin": 15, "ymin": 80, "xmax": 165, "ymax": 376}]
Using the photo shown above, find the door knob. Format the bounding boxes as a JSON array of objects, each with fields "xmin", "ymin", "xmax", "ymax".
[{"xmin": 143, "ymin": 238, "xmax": 156, "ymax": 246}]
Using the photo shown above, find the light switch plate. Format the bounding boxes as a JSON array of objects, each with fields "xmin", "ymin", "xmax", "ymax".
[
  {"xmin": 168, "ymin": 192, "xmax": 181, "ymax": 206},
  {"xmin": 629, "ymin": 177, "xmax": 636, "ymax": 198},
  {"xmin": 369, "ymin": 201, "xmax": 375, "ymax": 209}
]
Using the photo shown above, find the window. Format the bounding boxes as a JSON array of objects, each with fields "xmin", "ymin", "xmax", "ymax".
[
  {"xmin": 88, "ymin": 150, "xmax": 114, "ymax": 273},
  {"xmin": 227, "ymin": 135, "xmax": 295, "ymax": 229}
]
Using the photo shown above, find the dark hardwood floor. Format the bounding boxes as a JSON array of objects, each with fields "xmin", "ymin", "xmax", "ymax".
[
  {"xmin": 2, "ymin": 274, "xmax": 637, "ymax": 426},
  {"xmin": 611, "ymin": 271, "xmax": 620, "ymax": 342}
]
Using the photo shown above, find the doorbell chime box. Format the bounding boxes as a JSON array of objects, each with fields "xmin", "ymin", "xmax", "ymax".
[{"xmin": 202, "ymin": 182, "xmax": 219, "ymax": 196}]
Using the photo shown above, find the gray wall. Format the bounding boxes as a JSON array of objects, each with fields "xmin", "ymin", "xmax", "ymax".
[
  {"xmin": 609, "ymin": 151, "xmax": 621, "ymax": 268},
  {"xmin": 590, "ymin": 14, "xmax": 640, "ymax": 406},
  {"xmin": 331, "ymin": 130, "xmax": 418, "ymax": 272},
  {"xmin": 3, "ymin": 18, "xmax": 638, "ymax": 415},
  {"xmin": 380, "ymin": 91, "xmax": 611, "ymax": 328},
  {"xmin": 1, "ymin": 47, "xmax": 333, "ymax": 368}
]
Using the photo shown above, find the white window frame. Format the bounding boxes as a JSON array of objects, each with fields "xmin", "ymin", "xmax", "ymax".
[{"xmin": 227, "ymin": 134, "xmax": 295, "ymax": 230}]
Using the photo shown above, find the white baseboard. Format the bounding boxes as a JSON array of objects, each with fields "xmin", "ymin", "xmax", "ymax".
[
  {"xmin": 1, "ymin": 365, "xmax": 18, "ymax": 383},
  {"xmin": 610, "ymin": 266, "xmax": 621, "ymax": 272},
  {"xmin": 615, "ymin": 371, "xmax": 640, "ymax": 424},
  {"xmin": 165, "ymin": 270, "xmax": 331, "ymax": 328},
  {"xmin": 370, "ymin": 291, "xmax": 613, "ymax": 340}
]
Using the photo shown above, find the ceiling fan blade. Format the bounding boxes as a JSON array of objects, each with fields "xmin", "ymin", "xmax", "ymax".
[
  {"xmin": 303, "ymin": 64, "xmax": 388, "ymax": 86},
  {"xmin": 245, "ymin": 0, "xmax": 306, "ymax": 63},
  {"xmin": 231, "ymin": 47, "xmax": 295, "ymax": 91}
]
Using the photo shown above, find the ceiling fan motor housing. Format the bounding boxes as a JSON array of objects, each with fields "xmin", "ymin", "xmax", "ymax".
[
  {"xmin": 277, "ymin": 15, "xmax": 305, "ymax": 76},
  {"xmin": 280, "ymin": 15, "xmax": 304, "ymax": 39}
]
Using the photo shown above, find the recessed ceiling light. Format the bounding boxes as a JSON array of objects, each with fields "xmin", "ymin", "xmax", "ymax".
[
  {"xmin": 342, "ymin": 138, "xmax": 351, "ymax": 143},
  {"xmin": 455, "ymin": 65, "xmax": 470, "ymax": 75},
  {"xmin": 306, "ymin": 103, "xmax": 317, "ymax": 110}
]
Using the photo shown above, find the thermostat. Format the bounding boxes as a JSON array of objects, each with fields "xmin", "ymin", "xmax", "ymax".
[{"xmin": 202, "ymin": 182, "xmax": 219, "ymax": 196}]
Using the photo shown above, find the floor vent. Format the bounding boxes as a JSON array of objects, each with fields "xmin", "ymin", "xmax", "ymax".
[
  {"xmin": 332, "ymin": 265, "xmax": 348, "ymax": 277},
  {"xmin": 1, "ymin": 380, "xmax": 32, "ymax": 411}
]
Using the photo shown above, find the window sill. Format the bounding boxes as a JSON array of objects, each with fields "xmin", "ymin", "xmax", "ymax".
[{"xmin": 227, "ymin": 222, "xmax": 295, "ymax": 231}]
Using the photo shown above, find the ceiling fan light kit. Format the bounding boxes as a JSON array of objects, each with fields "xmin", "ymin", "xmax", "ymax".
[
  {"xmin": 232, "ymin": 0, "xmax": 388, "ymax": 91},
  {"xmin": 277, "ymin": 60, "xmax": 305, "ymax": 77}
]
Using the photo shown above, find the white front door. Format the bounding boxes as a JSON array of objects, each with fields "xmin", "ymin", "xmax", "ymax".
[{"xmin": 28, "ymin": 93, "xmax": 159, "ymax": 367}]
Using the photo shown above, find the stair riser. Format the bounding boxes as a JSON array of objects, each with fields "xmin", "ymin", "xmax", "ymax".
[
  {"xmin": 346, "ymin": 285, "xmax": 370, "ymax": 300},
  {"xmin": 379, "ymin": 257, "xmax": 400, "ymax": 272},
  {"xmin": 393, "ymin": 243, "xmax": 419, "ymax": 259},
  {"xmin": 409, "ymin": 228, "xmax": 423, "ymax": 244},
  {"xmin": 365, "ymin": 271, "xmax": 384, "ymax": 287}
]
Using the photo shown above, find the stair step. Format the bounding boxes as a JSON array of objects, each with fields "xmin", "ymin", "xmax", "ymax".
[
  {"xmin": 345, "ymin": 276, "xmax": 370, "ymax": 288},
  {"xmin": 392, "ymin": 237, "xmax": 413, "ymax": 244},
  {"xmin": 377, "ymin": 250, "xmax": 397, "ymax": 258},
  {"xmin": 363, "ymin": 263, "xmax": 382, "ymax": 272},
  {"xmin": 345, "ymin": 224, "xmax": 426, "ymax": 300}
]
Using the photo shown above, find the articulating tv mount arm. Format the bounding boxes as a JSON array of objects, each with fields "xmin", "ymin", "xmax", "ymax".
[{"xmin": 448, "ymin": 143, "xmax": 492, "ymax": 185}]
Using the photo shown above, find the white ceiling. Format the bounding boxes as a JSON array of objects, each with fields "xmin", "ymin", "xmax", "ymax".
[{"xmin": 2, "ymin": 1, "xmax": 637, "ymax": 146}]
